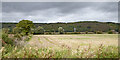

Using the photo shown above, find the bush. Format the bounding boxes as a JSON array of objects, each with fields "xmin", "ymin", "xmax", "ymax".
[
  {"xmin": 96, "ymin": 31, "xmax": 102, "ymax": 34},
  {"xmin": 24, "ymin": 35, "xmax": 32, "ymax": 41},
  {"xmin": 58, "ymin": 27, "xmax": 64, "ymax": 34},
  {"xmin": 85, "ymin": 31, "xmax": 88, "ymax": 34},
  {"xmin": 2, "ymin": 28, "xmax": 10, "ymax": 34},
  {"xmin": 74, "ymin": 32, "xmax": 81, "ymax": 34},
  {"xmin": 13, "ymin": 27, "xmax": 22, "ymax": 34},
  {"xmin": 34, "ymin": 26, "xmax": 44, "ymax": 34},
  {"xmin": 108, "ymin": 31, "xmax": 113, "ymax": 34},
  {"xmin": 2, "ymin": 33, "xmax": 14, "ymax": 46},
  {"xmin": 44, "ymin": 32, "xmax": 53, "ymax": 35},
  {"xmin": 94, "ymin": 31, "xmax": 97, "ymax": 34},
  {"xmin": 2, "ymin": 44, "xmax": 15, "ymax": 55}
]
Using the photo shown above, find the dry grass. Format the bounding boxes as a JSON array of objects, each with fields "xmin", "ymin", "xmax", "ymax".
[
  {"xmin": 2, "ymin": 34, "xmax": 118, "ymax": 58},
  {"xmin": 28, "ymin": 34, "xmax": 118, "ymax": 50}
]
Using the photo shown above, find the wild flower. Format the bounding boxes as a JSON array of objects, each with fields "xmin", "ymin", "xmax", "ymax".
[
  {"xmin": 79, "ymin": 50, "xmax": 82, "ymax": 53},
  {"xmin": 14, "ymin": 47, "xmax": 17, "ymax": 51},
  {"xmin": 0, "ymin": 47, "xmax": 4, "ymax": 52},
  {"xmin": 35, "ymin": 48, "xmax": 38, "ymax": 51},
  {"xmin": 29, "ymin": 47, "xmax": 32, "ymax": 50},
  {"xmin": 90, "ymin": 51, "xmax": 94, "ymax": 54},
  {"xmin": 100, "ymin": 52, "xmax": 102, "ymax": 54}
]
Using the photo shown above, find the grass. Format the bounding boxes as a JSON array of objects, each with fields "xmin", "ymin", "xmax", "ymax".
[
  {"xmin": 2, "ymin": 44, "xmax": 118, "ymax": 58},
  {"xmin": 38, "ymin": 37, "xmax": 43, "ymax": 44},
  {"xmin": 43, "ymin": 37, "xmax": 57, "ymax": 45},
  {"xmin": 2, "ymin": 34, "xmax": 118, "ymax": 58}
]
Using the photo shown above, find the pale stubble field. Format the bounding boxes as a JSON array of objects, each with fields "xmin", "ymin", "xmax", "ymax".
[
  {"xmin": 25, "ymin": 34, "xmax": 118, "ymax": 58},
  {"xmin": 28, "ymin": 34, "xmax": 118, "ymax": 50}
]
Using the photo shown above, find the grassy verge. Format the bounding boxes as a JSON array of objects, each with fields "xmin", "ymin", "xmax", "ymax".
[{"xmin": 2, "ymin": 44, "xmax": 118, "ymax": 58}]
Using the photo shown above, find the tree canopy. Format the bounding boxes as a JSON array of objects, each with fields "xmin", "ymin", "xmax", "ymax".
[
  {"xmin": 34, "ymin": 26, "xmax": 44, "ymax": 34},
  {"xmin": 16, "ymin": 20, "xmax": 34, "ymax": 35},
  {"xmin": 58, "ymin": 27, "xmax": 64, "ymax": 34}
]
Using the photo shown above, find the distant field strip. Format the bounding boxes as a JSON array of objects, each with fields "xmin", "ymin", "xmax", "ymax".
[{"xmin": 28, "ymin": 34, "xmax": 118, "ymax": 50}]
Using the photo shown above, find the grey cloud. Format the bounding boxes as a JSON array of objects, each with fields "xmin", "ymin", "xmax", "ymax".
[
  {"xmin": 2, "ymin": 2, "xmax": 118, "ymax": 23},
  {"xmin": 3, "ymin": 2, "xmax": 117, "ymax": 13},
  {"xmin": 2, "ymin": 0, "xmax": 120, "ymax": 2}
]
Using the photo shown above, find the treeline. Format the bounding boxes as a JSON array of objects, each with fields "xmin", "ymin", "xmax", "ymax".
[{"xmin": 2, "ymin": 20, "xmax": 119, "ymax": 34}]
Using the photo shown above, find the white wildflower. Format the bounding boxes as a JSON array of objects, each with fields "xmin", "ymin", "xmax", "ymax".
[{"xmin": 29, "ymin": 47, "xmax": 31, "ymax": 50}]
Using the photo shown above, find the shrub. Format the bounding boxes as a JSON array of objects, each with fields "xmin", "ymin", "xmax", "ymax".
[
  {"xmin": 2, "ymin": 28, "xmax": 10, "ymax": 34},
  {"xmin": 58, "ymin": 27, "xmax": 64, "ymax": 34},
  {"xmin": 94, "ymin": 31, "xmax": 97, "ymax": 34},
  {"xmin": 2, "ymin": 33, "xmax": 14, "ymax": 46},
  {"xmin": 44, "ymin": 32, "xmax": 53, "ymax": 35},
  {"xmin": 85, "ymin": 31, "xmax": 88, "ymax": 34},
  {"xmin": 74, "ymin": 32, "xmax": 81, "ymax": 34},
  {"xmin": 2, "ymin": 44, "xmax": 15, "ymax": 56},
  {"xmin": 108, "ymin": 31, "xmax": 113, "ymax": 34},
  {"xmin": 96, "ymin": 31, "xmax": 102, "ymax": 34},
  {"xmin": 34, "ymin": 26, "xmax": 44, "ymax": 34},
  {"xmin": 13, "ymin": 27, "xmax": 22, "ymax": 34}
]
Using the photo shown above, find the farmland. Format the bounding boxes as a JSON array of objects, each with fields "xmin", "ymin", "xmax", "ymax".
[
  {"xmin": 1, "ymin": 20, "xmax": 119, "ymax": 58},
  {"xmin": 28, "ymin": 34, "xmax": 118, "ymax": 50},
  {"xmin": 2, "ymin": 34, "xmax": 118, "ymax": 58}
]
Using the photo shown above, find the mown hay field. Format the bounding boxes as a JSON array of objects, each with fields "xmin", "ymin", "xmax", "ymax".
[
  {"xmin": 28, "ymin": 34, "xmax": 118, "ymax": 49},
  {"xmin": 2, "ymin": 34, "xmax": 118, "ymax": 58}
]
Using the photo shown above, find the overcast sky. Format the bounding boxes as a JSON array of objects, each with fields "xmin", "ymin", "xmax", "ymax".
[{"xmin": 2, "ymin": 2, "xmax": 118, "ymax": 23}]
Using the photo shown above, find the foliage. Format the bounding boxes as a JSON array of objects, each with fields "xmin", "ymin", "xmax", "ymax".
[
  {"xmin": 2, "ymin": 28, "xmax": 10, "ymax": 34},
  {"xmin": 2, "ymin": 21, "xmax": 118, "ymax": 33},
  {"xmin": 85, "ymin": 31, "xmax": 88, "ymax": 34},
  {"xmin": 16, "ymin": 20, "xmax": 34, "ymax": 35},
  {"xmin": 2, "ymin": 29, "xmax": 14, "ymax": 46},
  {"xmin": 2, "ymin": 44, "xmax": 118, "ymax": 58},
  {"xmin": 2, "ymin": 45, "xmax": 15, "ymax": 55},
  {"xmin": 96, "ymin": 31, "xmax": 103, "ymax": 34},
  {"xmin": 11, "ymin": 20, "xmax": 34, "ymax": 43},
  {"xmin": 24, "ymin": 34, "xmax": 33, "ymax": 41},
  {"xmin": 34, "ymin": 26, "xmax": 44, "ymax": 34},
  {"xmin": 58, "ymin": 27, "xmax": 64, "ymax": 34},
  {"xmin": 108, "ymin": 30, "xmax": 113, "ymax": 34},
  {"xmin": 13, "ymin": 27, "xmax": 22, "ymax": 34}
]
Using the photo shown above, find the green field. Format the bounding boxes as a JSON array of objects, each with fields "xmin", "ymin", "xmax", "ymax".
[{"xmin": 2, "ymin": 34, "xmax": 118, "ymax": 58}]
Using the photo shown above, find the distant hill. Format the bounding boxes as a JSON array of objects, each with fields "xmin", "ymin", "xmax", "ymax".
[{"xmin": 1, "ymin": 21, "xmax": 119, "ymax": 33}]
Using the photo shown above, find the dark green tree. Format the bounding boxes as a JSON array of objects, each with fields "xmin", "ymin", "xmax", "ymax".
[
  {"xmin": 13, "ymin": 27, "xmax": 22, "ymax": 34},
  {"xmin": 16, "ymin": 20, "xmax": 34, "ymax": 35},
  {"xmin": 35, "ymin": 26, "xmax": 44, "ymax": 34}
]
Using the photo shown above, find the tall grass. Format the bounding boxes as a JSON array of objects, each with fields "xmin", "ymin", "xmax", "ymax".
[{"xmin": 2, "ymin": 44, "xmax": 118, "ymax": 58}]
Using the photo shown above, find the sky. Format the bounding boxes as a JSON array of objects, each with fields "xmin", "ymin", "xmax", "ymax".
[
  {"xmin": 2, "ymin": 2, "xmax": 118, "ymax": 23},
  {"xmin": 2, "ymin": 0, "xmax": 120, "ymax": 2}
]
